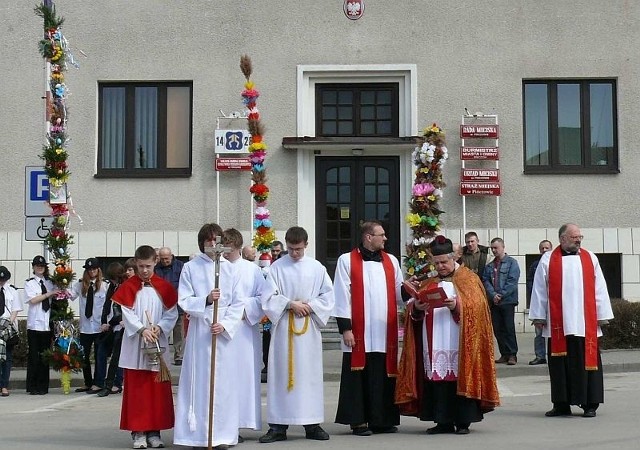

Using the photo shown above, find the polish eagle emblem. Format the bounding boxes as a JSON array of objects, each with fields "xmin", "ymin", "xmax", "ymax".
[{"xmin": 344, "ymin": 0, "xmax": 365, "ymax": 20}]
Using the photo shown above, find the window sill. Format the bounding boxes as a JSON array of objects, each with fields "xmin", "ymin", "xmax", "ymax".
[
  {"xmin": 94, "ymin": 169, "xmax": 192, "ymax": 179},
  {"xmin": 523, "ymin": 167, "xmax": 620, "ymax": 175}
]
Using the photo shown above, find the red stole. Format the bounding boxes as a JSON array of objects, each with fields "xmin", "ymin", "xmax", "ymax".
[
  {"xmin": 548, "ymin": 247, "xmax": 598, "ymax": 370},
  {"xmin": 112, "ymin": 274, "xmax": 178, "ymax": 310},
  {"xmin": 350, "ymin": 249, "xmax": 398, "ymax": 376}
]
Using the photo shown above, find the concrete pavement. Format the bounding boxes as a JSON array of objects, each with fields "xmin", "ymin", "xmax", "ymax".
[{"xmin": 6, "ymin": 332, "xmax": 640, "ymax": 390}]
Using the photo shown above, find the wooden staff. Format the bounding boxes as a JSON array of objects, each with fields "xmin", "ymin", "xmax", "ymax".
[{"xmin": 205, "ymin": 236, "xmax": 230, "ymax": 450}]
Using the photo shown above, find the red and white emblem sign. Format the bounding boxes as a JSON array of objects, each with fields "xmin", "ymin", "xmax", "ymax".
[{"xmin": 344, "ymin": 0, "xmax": 365, "ymax": 20}]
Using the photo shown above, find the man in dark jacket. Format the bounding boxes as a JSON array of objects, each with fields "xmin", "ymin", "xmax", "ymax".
[
  {"xmin": 461, "ymin": 232, "xmax": 491, "ymax": 276},
  {"xmin": 482, "ymin": 238, "xmax": 520, "ymax": 365},
  {"xmin": 155, "ymin": 247, "xmax": 185, "ymax": 365}
]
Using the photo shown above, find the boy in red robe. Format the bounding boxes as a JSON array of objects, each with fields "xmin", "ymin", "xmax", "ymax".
[{"xmin": 112, "ymin": 245, "xmax": 178, "ymax": 449}]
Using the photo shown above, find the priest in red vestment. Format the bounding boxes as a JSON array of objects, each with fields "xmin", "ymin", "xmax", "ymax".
[
  {"xmin": 529, "ymin": 223, "xmax": 614, "ymax": 418},
  {"xmin": 395, "ymin": 236, "xmax": 500, "ymax": 435},
  {"xmin": 334, "ymin": 220, "xmax": 403, "ymax": 436},
  {"xmin": 112, "ymin": 245, "xmax": 178, "ymax": 449}
]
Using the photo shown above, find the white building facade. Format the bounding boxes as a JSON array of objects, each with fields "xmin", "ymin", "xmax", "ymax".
[{"xmin": 2, "ymin": 1, "xmax": 640, "ymax": 323}]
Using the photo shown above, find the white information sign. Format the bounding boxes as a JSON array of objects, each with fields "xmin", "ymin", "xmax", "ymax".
[
  {"xmin": 214, "ymin": 129, "xmax": 251, "ymax": 154},
  {"xmin": 25, "ymin": 216, "xmax": 54, "ymax": 241}
]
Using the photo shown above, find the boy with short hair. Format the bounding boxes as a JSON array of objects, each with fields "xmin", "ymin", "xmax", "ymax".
[
  {"xmin": 112, "ymin": 245, "xmax": 178, "ymax": 449},
  {"xmin": 259, "ymin": 226, "xmax": 335, "ymax": 443}
]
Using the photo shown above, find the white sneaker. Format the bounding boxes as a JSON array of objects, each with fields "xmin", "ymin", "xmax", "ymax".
[
  {"xmin": 146, "ymin": 434, "xmax": 164, "ymax": 449},
  {"xmin": 132, "ymin": 432, "xmax": 147, "ymax": 449}
]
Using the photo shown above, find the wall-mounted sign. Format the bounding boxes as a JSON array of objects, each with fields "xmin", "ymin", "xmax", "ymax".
[
  {"xmin": 460, "ymin": 124, "xmax": 500, "ymax": 139},
  {"xmin": 460, "ymin": 146, "xmax": 500, "ymax": 160},
  {"xmin": 215, "ymin": 157, "xmax": 252, "ymax": 171},
  {"xmin": 214, "ymin": 129, "xmax": 251, "ymax": 154},
  {"xmin": 460, "ymin": 182, "xmax": 501, "ymax": 196},
  {"xmin": 461, "ymin": 168, "xmax": 500, "ymax": 182},
  {"xmin": 344, "ymin": 0, "xmax": 365, "ymax": 20}
]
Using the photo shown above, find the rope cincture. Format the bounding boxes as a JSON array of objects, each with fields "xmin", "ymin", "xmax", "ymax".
[{"xmin": 287, "ymin": 309, "xmax": 309, "ymax": 391}]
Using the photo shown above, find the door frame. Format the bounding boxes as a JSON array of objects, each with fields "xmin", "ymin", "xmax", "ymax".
[
  {"xmin": 315, "ymin": 156, "xmax": 401, "ymax": 276},
  {"xmin": 295, "ymin": 147, "xmax": 412, "ymax": 260}
]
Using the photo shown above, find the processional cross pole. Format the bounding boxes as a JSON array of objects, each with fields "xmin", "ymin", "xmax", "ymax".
[{"xmin": 204, "ymin": 236, "xmax": 231, "ymax": 450}]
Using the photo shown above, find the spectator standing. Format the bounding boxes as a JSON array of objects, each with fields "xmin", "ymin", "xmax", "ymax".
[
  {"xmin": 25, "ymin": 256, "xmax": 58, "ymax": 395},
  {"xmin": 482, "ymin": 238, "xmax": 521, "ymax": 365},
  {"xmin": 271, "ymin": 241, "xmax": 285, "ymax": 261},
  {"xmin": 0, "ymin": 266, "xmax": 22, "ymax": 397},
  {"xmin": 71, "ymin": 258, "xmax": 109, "ymax": 393},
  {"xmin": 461, "ymin": 232, "xmax": 491, "ymax": 276},
  {"xmin": 527, "ymin": 240, "xmax": 553, "ymax": 365},
  {"xmin": 529, "ymin": 224, "xmax": 614, "ymax": 418},
  {"xmin": 155, "ymin": 247, "xmax": 185, "ymax": 366},
  {"xmin": 97, "ymin": 262, "xmax": 126, "ymax": 397},
  {"xmin": 242, "ymin": 246, "xmax": 257, "ymax": 262}
]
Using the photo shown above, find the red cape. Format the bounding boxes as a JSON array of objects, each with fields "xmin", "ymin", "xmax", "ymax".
[{"xmin": 112, "ymin": 274, "xmax": 178, "ymax": 309}]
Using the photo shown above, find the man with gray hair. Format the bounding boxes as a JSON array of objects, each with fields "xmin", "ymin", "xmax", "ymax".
[
  {"xmin": 155, "ymin": 247, "xmax": 185, "ymax": 365},
  {"xmin": 529, "ymin": 224, "xmax": 613, "ymax": 418}
]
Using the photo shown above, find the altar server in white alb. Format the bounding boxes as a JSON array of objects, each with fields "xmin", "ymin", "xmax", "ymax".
[
  {"xmin": 258, "ymin": 226, "xmax": 335, "ymax": 443},
  {"xmin": 222, "ymin": 228, "xmax": 266, "ymax": 439},
  {"xmin": 529, "ymin": 223, "xmax": 614, "ymax": 419},
  {"xmin": 174, "ymin": 223, "xmax": 245, "ymax": 450}
]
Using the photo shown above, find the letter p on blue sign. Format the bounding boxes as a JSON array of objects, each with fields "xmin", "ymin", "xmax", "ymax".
[{"xmin": 30, "ymin": 170, "xmax": 49, "ymax": 201}]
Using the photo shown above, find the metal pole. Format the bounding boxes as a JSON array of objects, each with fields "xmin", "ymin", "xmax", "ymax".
[{"xmin": 43, "ymin": 0, "xmax": 53, "ymax": 260}]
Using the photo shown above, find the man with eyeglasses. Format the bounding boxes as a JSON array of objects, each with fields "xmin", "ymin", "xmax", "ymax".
[
  {"xmin": 529, "ymin": 223, "xmax": 613, "ymax": 419},
  {"xmin": 334, "ymin": 220, "xmax": 403, "ymax": 436}
]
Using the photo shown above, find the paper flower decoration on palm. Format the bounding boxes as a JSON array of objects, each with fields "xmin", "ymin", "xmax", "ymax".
[
  {"xmin": 404, "ymin": 123, "xmax": 448, "ymax": 277},
  {"xmin": 35, "ymin": 3, "xmax": 77, "ymax": 319},
  {"xmin": 241, "ymin": 55, "xmax": 275, "ymax": 259}
]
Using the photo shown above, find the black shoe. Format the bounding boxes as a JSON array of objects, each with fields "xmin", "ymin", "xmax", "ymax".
[
  {"xmin": 545, "ymin": 407, "xmax": 572, "ymax": 417},
  {"xmin": 455, "ymin": 427, "xmax": 470, "ymax": 435},
  {"xmin": 529, "ymin": 357, "xmax": 547, "ymax": 365},
  {"xmin": 96, "ymin": 388, "xmax": 110, "ymax": 397},
  {"xmin": 259, "ymin": 429, "xmax": 287, "ymax": 443},
  {"xmin": 75, "ymin": 387, "xmax": 91, "ymax": 393},
  {"xmin": 352, "ymin": 426, "xmax": 372, "ymax": 436},
  {"xmin": 583, "ymin": 408, "xmax": 597, "ymax": 418},
  {"xmin": 370, "ymin": 426, "xmax": 398, "ymax": 434},
  {"xmin": 306, "ymin": 426, "xmax": 330, "ymax": 440},
  {"xmin": 174, "ymin": 360, "xmax": 182, "ymax": 366},
  {"xmin": 426, "ymin": 424, "xmax": 455, "ymax": 435},
  {"xmin": 495, "ymin": 355, "xmax": 508, "ymax": 364}
]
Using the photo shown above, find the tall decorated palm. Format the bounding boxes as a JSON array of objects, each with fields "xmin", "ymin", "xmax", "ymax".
[{"xmin": 404, "ymin": 124, "xmax": 448, "ymax": 278}]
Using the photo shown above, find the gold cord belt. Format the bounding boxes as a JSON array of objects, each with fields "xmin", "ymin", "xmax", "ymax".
[{"xmin": 287, "ymin": 309, "xmax": 309, "ymax": 391}]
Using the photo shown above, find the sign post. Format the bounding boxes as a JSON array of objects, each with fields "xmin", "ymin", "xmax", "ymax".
[{"xmin": 25, "ymin": 165, "xmax": 52, "ymax": 241}]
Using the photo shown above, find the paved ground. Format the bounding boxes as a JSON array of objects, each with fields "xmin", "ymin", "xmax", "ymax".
[
  {"xmin": 2, "ymin": 374, "xmax": 640, "ymax": 449},
  {"xmin": 8, "ymin": 332, "xmax": 640, "ymax": 389}
]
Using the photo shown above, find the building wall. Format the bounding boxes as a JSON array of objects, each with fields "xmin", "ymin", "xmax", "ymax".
[{"xmin": 2, "ymin": 2, "xmax": 639, "ymax": 308}]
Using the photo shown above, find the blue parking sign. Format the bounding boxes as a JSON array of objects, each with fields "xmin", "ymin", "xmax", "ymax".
[
  {"xmin": 30, "ymin": 170, "xmax": 49, "ymax": 201},
  {"xmin": 25, "ymin": 166, "xmax": 51, "ymax": 217}
]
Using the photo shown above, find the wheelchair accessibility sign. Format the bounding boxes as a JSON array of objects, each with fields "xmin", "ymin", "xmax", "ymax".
[
  {"xmin": 214, "ymin": 129, "xmax": 251, "ymax": 154},
  {"xmin": 25, "ymin": 166, "xmax": 52, "ymax": 241}
]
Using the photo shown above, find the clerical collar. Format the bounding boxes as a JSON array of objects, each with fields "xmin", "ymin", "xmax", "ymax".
[
  {"xmin": 359, "ymin": 244, "xmax": 382, "ymax": 262},
  {"xmin": 142, "ymin": 281, "xmax": 152, "ymax": 287},
  {"xmin": 439, "ymin": 270, "xmax": 455, "ymax": 282},
  {"xmin": 561, "ymin": 249, "xmax": 578, "ymax": 256}
]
